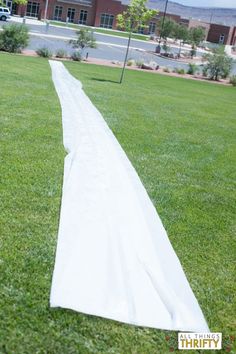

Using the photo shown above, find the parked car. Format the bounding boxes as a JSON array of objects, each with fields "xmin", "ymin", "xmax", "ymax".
[{"xmin": 0, "ymin": 7, "xmax": 11, "ymax": 21}]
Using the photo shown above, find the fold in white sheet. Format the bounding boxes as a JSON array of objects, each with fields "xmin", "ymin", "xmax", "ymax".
[{"xmin": 49, "ymin": 60, "xmax": 209, "ymax": 332}]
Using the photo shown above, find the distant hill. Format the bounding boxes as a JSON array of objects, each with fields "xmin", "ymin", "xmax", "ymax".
[{"xmin": 121, "ymin": 0, "xmax": 236, "ymax": 26}]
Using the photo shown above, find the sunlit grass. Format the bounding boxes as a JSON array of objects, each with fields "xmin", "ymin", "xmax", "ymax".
[
  {"xmin": 49, "ymin": 20, "xmax": 149, "ymax": 41},
  {"xmin": 1, "ymin": 53, "xmax": 235, "ymax": 353}
]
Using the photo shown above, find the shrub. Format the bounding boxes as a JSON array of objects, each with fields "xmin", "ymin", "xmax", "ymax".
[
  {"xmin": 69, "ymin": 29, "xmax": 96, "ymax": 57},
  {"xmin": 187, "ymin": 63, "xmax": 197, "ymax": 75},
  {"xmin": 178, "ymin": 68, "xmax": 185, "ymax": 75},
  {"xmin": 173, "ymin": 67, "xmax": 185, "ymax": 74},
  {"xmin": 71, "ymin": 51, "xmax": 81, "ymax": 61},
  {"xmin": 162, "ymin": 43, "xmax": 170, "ymax": 54},
  {"xmin": 36, "ymin": 47, "xmax": 52, "ymax": 58},
  {"xmin": 127, "ymin": 59, "xmax": 135, "ymax": 66},
  {"xmin": 229, "ymin": 75, "xmax": 236, "ymax": 86},
  {"xmin": 135, "ymin": 59, "xmax": 144, "ymax": 68},
  {"xmin": 163, "ymin": 67, "xmax": 170, "ymax": 73},
  {"xmin": 55, "ymin": 48, "xmax": 67, "ymax": 58},
  {"xmin": 0, "ymin": 23, "xmax": 29, "ymax": 53},
  {"xmin": 203, "ymin": 47, "xmax": 233, "ymax": 80}
]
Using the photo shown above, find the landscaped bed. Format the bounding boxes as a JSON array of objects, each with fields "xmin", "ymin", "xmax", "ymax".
[{"xmin": 1, "ymin": 53, "xmax": 235, "ymax": 353}]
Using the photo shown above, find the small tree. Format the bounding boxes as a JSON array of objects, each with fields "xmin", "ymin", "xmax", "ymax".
[
  {"xmin": 190, "ymin": 45, "xmax": 196, "ymax": 59},
  {"xmin": 189, "ymin": 27, "xmax": 206, "ymax": 47},
  {"xmin": 162, "ymin": 42, "xmax": 170, "ymax": 54},
  {"xmin": 13, "ymin": 0, "xmax": 27, "ymax": 4},
  {"xmin": 157, "ymin": 17, "xmax": 175, "ymax": 40},
  {"xmin": 172, "ymin": 23, "xmax": 189, "ymax": 56},
  {"xmin": 11, "ymin": 0, "xmax": 28, "ymax": 17},
  {"xmin": 69, "ymin": 29, "xmax": 97, "ymax": 58},
  {"xmin": 0, "ymin": 23, "xmax": 29, "ymax": 53},
  {"xmin": 0, "ymin": 0, "xmax": 27, "ymax": 5},
  {"xmin": 203, "ymin": 47, "xmax": 233, "ymax": 81},
  {"xmin": 117, "ymin": 0, "xmax": 157, "ymax": 83}
]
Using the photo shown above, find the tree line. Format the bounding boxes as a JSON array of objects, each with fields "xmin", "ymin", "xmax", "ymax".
[{"xmin": 157, "ymin": 17, "xmax": 206, "ymax": 47}]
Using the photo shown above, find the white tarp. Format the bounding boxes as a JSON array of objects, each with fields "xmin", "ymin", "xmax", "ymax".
[{"xmin": 49, "ymin": 60, "xmax": 209, "ymax": 332}]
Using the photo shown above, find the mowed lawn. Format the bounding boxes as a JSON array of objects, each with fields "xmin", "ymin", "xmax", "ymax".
[{"xmin": 0, "ymin": 53, "xmax": 235, "ymax": 354}]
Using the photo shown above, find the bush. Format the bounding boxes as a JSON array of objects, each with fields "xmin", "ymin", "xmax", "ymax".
[
  {"xmin": 55, "ymin": 48, "xmax": 67, "ymax": 58},
  {"xmin": 127, "ymin": 59, "xmax": 135, "ymax": 66},
  {"xmin": 71, "ymin": 51, "xmax": 81, "ymax": 61},
  {"xmin": 178, "ymin": 68, "xmax": 185, "ymax": 75},
  {"xmin": 69, "ymin": 29, "xmax": 97, "ymax": 57},
  {"xmin": 36, "ymin": 47, "xmax": 52, "ymax": 58},
  {"xmin": 229, "ymin": 75, "xmax": 236, "ymax": 86},
  {"xmin": 173, "ymin": 67, "xmax": 185, "ymax": 74},
  {"xmin": 203, "ymin": 47, "xmax": 233, "ymax": 80},
  {"xmin": 187, "ymin": 63, "xmax": 197, "ymax": 75},
  {"xmin": 0, "ymin": 23, "xmax": 29, "ymax": 53},
  {"xmin": 162, "ymin": 43, "xmax": 170, "ymax": 54},
  {"xmin": 135, "ymin": 59, "xmax": 144, "ymax": 68}
]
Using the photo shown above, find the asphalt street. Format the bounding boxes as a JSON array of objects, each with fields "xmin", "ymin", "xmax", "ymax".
[
  {"xmin": 0, "ymin": 17, "xmax": 196, "ymax": 71},
  {"xmin": 1, "ymin": 17, "xmax": 236, "ymax": 74}
]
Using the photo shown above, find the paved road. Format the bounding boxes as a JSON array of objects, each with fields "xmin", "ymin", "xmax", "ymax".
[
  {"xmin": 1, "ymin": 16, "xmax": 236, "ymax": 73},
  {"xmin": 0, "ymin": 17, "xmax": 199, "ymax": 71}
]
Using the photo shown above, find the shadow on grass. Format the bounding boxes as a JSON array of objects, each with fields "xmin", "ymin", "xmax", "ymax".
[{"xmin": 91, "ymin": 77, "xmax": 120, "ymax": 84}]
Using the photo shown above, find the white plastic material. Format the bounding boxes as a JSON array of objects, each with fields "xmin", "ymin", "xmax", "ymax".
[{"xmin": 49, "ymin": 60, "xmax": 209, "ymax": 332}]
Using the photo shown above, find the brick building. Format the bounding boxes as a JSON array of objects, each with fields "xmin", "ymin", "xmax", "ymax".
[
  {"xmin": 231, "ymin": 27, "xmax": 236, "ymax": 45},
  {"xmin": 13, "ymin": 0, "xmax": 130, "ymax": 27},
  {"xmin": 12, "ymin": 0, "xmax": 180, "ymax": 34},
  {"xmin": 93, "ymin": 0, "xmax": 126, "ymax": 29},
  {"xmin": 207, "ymin": 23, "xmax": 236, "ymax": 45}
]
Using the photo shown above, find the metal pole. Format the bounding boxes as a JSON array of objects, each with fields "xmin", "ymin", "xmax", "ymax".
[
  {"xmin": 119, "ymin": 30, "xmax": 132, "ymax": 84},
  {"xmin": 210, "ymin": 11, "xmax": 213, "ymax": 24},
  {"xmin": 44, "ymin": 0, "xmax": 49, "ymax": 20},
  {"xmin": 159, "ymin": 0, "xmax": 169, "ymax": 42}
]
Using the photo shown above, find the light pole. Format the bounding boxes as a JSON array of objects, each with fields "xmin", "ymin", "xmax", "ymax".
[
  {"xmin": 210, "ymin": 11, "xmax": 214, "ymax": 24},
  {"xmin": 120, "ymin": 29, "xmax": 132, "ymax": 84},
  {"xmin": 44, "ymin": 0, "xmax": 49, "ymax": 20},
  {"xmin": 159, "ymin": 0, "xmax": 169, "ymax": 43}
]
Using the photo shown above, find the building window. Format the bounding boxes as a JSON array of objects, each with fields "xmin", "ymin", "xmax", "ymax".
[
  {"xmin": 137, "ymin": 25, "xmax": 144, "ymax": 34},
  {"xmin": 2, "ymin": 0, "xmax": 12, "ymax": 11},
  {"xmin": 219, "ymin": 34, "xmax": 225, "ymax": 44},
  {"xmin": 149, "ymin": 22, "xmax": 156, "ymax": 34},
  {"xmin": 79, "ymin": 9, "xmax": 88, "ymax": 24},
  {"xmin": 67, "ymin": 8, "xmax": 75, "ymax": 23},
  {"xmin": 12, "ymin": 2, "xmax": 17, "ymax": 14},
  {"xmin": 100, "ymin": 13, "xmax": 114, "ymax": 29},
  {"xmin": 54, "ymin": 6, "xmax": 63, "ymax": 21},
  {"xmin": 26, "ymin": 1, "xmax": 39, "ymax": 17}
]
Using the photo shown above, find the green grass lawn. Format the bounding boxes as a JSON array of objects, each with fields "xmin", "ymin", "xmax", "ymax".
[
  {"xmin": 1, "ymin": 53, "xmax": 235, "ymax": 354},
  {"xmin": 49, "ymin": 21, "xmax": 149, "ymax": 41}
]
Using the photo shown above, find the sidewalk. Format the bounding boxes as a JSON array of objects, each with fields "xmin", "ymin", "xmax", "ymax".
[{"xmin": 11, "ymin": 15, "xmax": 43, "ymax": 26}]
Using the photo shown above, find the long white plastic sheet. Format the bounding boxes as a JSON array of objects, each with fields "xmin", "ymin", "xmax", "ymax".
[{"xmin": 49, "ymin": 60, "xmax": 209, "ymax": 332}]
